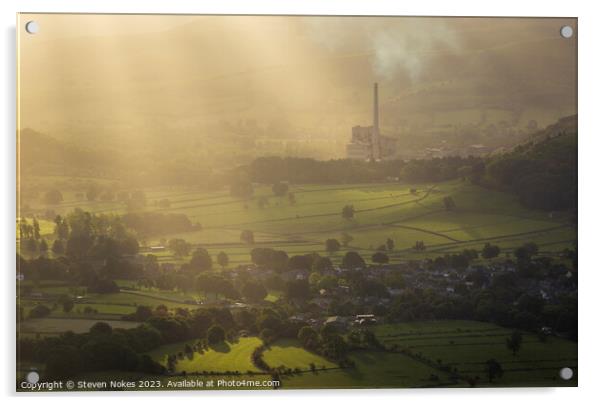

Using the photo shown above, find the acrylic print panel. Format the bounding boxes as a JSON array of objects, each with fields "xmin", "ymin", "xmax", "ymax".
[{"xmin": 16, "ymin": 14, "xmax": 577, "ymax": 391}]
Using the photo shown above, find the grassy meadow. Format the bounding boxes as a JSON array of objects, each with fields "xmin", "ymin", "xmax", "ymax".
[
  {"xmin": 19, "ymin": 177, "xmax": 575, "ymax": 266},
  {"xmin": 373, "ymin": 320, "xmax": 577, "ymax": 387}
]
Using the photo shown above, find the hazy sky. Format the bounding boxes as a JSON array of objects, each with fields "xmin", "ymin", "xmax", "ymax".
[{"xmin": 17, "ymin": 14, "xmax": 577, "ymax": 144}]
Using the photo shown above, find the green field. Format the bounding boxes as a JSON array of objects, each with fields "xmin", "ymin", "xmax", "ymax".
[
  {"xmin": 147, "ymin": 337, "xmax": 263, "ymax": 374},
  {"xmin": 17, "ymin": 320, "xmax": 577, "ymax": 389},
  {"xmin": 17, "ymin": 177, "xmax": 577, "ymax": 390},
  {"xmin": 372, "ymin": 320, "xmax": 577, "ymax": 387},
  {"xmin": 17, "ymin": 288, "xmax": 205, "ymax": 332},
  {"xmin": 262, "ymin": 339, "xmax": 337, "ymax": 370},
  {"xmin": 21, "ymin": 179, "xmax": 577, "ymax": 264},
  {"xmin": 280, "ymin": 349, "xmax": 447, "ymax": 389}
]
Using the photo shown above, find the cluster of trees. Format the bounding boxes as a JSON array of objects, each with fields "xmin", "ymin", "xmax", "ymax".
[
  {"xmin": 249, "ymin": 247, "xmax": 368, "ymax": 273},
  {"xmin": 297, "ymin": 325, "xmax": 347, "ymax": 362},
  {"xmin": 18, "ymin": 217, "xmax": 49, "ymax": 255},
  {"xmin": 21, "ymin": 303, "xmax": 310, "ymax": 378},
  {"xmin": 48, "ymin": 209, "xmax": 139, "ymax": 260},
  {"xmin": 247, "ymin": 157, "xmax": 405, "ymax": 184},
  {"xmin": 485, "ymin": 131, "xmax": 577, "ymax": 211},
  {"xmin": 18, "ymin": 322, "xmax": 165, "ymax": 379},
  {"xmin": 41, "ymin": 186, "xmax": 148, "ymax": 209}
]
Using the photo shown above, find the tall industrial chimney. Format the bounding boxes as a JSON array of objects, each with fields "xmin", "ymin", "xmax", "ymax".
[{"xmin": 372, "ymin": 82, "xmax": 381, "ymax": 160}]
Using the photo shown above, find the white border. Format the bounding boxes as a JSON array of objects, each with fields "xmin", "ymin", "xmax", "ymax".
[{"xmin": 2, "ymin": 0, "xmax": 601, "ymax": 404}]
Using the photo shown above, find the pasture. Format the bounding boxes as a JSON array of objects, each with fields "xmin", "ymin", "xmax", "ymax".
[
  {"xmin": 372, "ymin": 320, "xmax": 578, "ymax": 387},
  {"xmin": 280, "ymin": 349, "xmax": 447, "ymax": 389},
  {"xmin": 147, "ymin": 337, "xmax": 263, "ymax": 374},
  {"xmin": 20, "ymin": 177, "xmax": 577, "ymax": 265},
  {"xmin": 262, "ymin": 339, "xmax": 337, "ymax": 370}
]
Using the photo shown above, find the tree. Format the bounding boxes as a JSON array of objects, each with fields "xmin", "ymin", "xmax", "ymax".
[
  {"xmin": 462, "ymin": 249, "xmax": 479, "ymax": 261},
  {"xmin": 317, "ymin": 275, "xmax": 338, "ymax": 290},
  {"xmin": 45, "ymin": 345, "xmax": 82, "ymax": 378},
  {"xmin": 217, "ymin": 251, "xmax": 229, "ymax": 269},
  {"xmin": 325, "ymin": 239, "xmax": 341, "ymax": 254},
  {"xmin": 342, "ymin": 205, "xmax": 355, "ymax": 220},
  {"xmin": 342, "ymin": 251, "xmax": 365, "ymax": 269},
  {"xmin": 90, "ymin": 321, "xmax": 113, "ymax": 336},
  {"xmin": 23, "ymin": 238, "xmax": 37, "ymax": 253},
  {"xmin": 272, "ymin": 182, "xmax": 289, "ymax": 197},
  {"xmin": 240, "ymin": 230, "xmax": 255, "ymax": 244},
  {"xmin": 482, "ymin": 243, "xmax": 500, "ymax": 259},
  {"xmin": 51, "ymin": 239, "xmax": 65, "ymax": 255},
  {"xmin": 341, "ymin": 232, "xmax": 354, "ymax": 247},
  {"xmin": 285, "ymin": 279, "xmax": 310, "ymax": 301},
  {"xmin": 414, "ymin": 241, "xmax": 426, "ymax": 251},
  {"xmin": 43, "ymin": 189, "xmax": 63, "ymax": 205},
  {"xmin": 242, "ymin": 281, "xmax": 268, "ymax": 303},
  {"xmin": 288, "ymin": 192, "xmax": 296, "ymax": 206},
  {"xmin": 312, "ymin": 256, "xmax": 333, "ymax": 273},
  {"xmin": 188, "ymin": 248, "xmax": 213, "ymax": 272},
  {"xmin": 322, "ymin": 334, "xmax": 349, "ymax": 360},
  {"xmin": 485, "ymin": 359, "xmax": 504, "ymax": 383},
  {"xmin": 32, "ymin": 218, "xmax": 41, "ymax": 240},
  {"xmin": 514, "ymin": 242, "xmax": 539, "ymax": 262},
  {"xmin": 87, "ymin": 279, "xmax": 119, "ymax": 294},
  {"xmin": 506, "ymin": 330, "xmax": 523, "ymax": 356},
  {"xmin": 18, "ymin": 218, "xmax": 33, "ymax": 240},
  {"xmin": 458, "ymin": 165, "xmax": 473, "ymax": 181},
  {"xmin": 54, "ymin": 215, "xmax": 69, "ymax": 240},
  {"xmin": 207, "ymin": 325, "xmax": 226, "ymax": 344},
  {"xmin": 371, "ymin": 252, "xmax": 389, "ymax": 264},
  {"xmin": 59, "ymin": 295, "xmax": 74, "ymax": 313},
  {"xmin": 29, "ymin": 304, "xmax": 51, "ymax": 318},
  {"xmin": 297, "ymin": 326, "xmax": 319, "ymax": 348},
  {"xmin": 443, "ymin": 196, "xmax": 456, "ymax": 211},
  {"xmin": 39, "ymin": 239, "xmax": 48, "ymax": 253},
  {"xmin": 260, "ymin": 328, "xmax": 276, "ymax": 343},
  {"xmin": 168, "ymin": 238, "xmax": 191, "ymax": 258},
  {"xmin": 133, "ymin": 305, "xmax": 153, "ymax": 321}
]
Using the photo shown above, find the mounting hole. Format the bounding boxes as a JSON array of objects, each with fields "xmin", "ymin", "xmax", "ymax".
[
  {"xmin": 560, "ymin": 25, "xmax": 573, "ymax": 39},
  {"xmin": 26, "ymin": 371, "xmax": 40, "ymax": 384},
  {"xmin": 559, "ymin": 367, "xmax": 573, "ymax": 380},
  {"xmin": 25, "ymin": 21, "xmax": 39, "ymax": 34}
]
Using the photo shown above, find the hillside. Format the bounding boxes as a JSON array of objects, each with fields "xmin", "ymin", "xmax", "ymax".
[
  {"xmin": 520, "ymin": 114, "xmax": 577, "ymax": 147},
  {"xmin": 18, "ymin": 128, "xmax": 118, "ymax": 178},
  {"xmin": 486, "ymin": 115, "xmax": 577, "ymax": 211}
]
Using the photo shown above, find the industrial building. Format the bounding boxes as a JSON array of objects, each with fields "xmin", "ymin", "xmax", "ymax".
[{"xmin": 346, "ymin": 83, "xmax": 397, "ymax": 161}]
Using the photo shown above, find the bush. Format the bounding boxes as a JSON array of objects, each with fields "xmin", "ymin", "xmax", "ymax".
[
  {"xmin": 29, "ymin": 304, "xmax": 51, "ymax": 318},
  {"xmin": 207, "ymin": 325, "xmax": 226, "ymax": 344}
]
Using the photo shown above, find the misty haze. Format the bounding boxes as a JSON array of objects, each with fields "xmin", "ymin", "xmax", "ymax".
[{"xmin": 17, "ymin": 15, "xmax": 577, "ymax": 391}]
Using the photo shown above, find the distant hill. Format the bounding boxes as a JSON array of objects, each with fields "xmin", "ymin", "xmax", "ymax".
[{"xmin": 18, "ymin": 128, "xmax": 118, "ymax": 178}]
